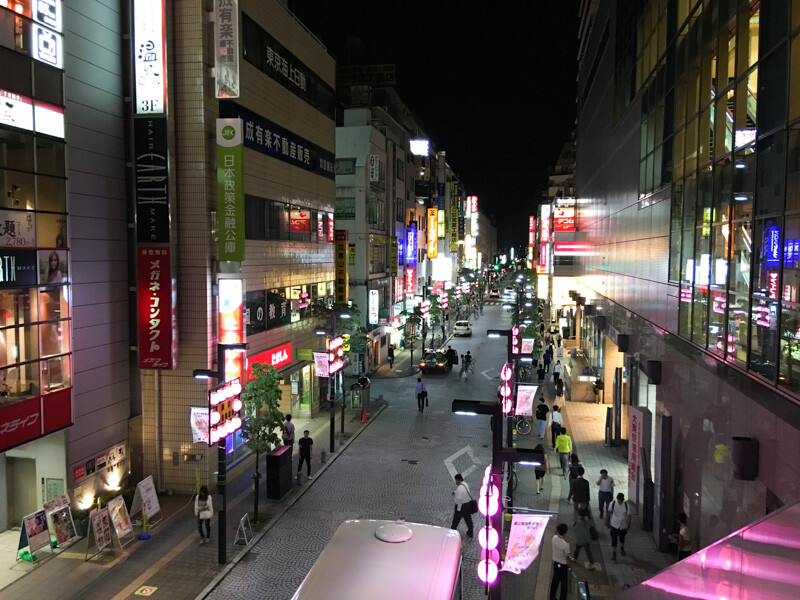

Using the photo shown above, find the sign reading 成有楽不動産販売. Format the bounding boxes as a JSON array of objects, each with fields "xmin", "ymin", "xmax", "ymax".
[
  {"xmin": 334, "ymin": 230, "xmax": 349, "ymax": 304},
  {"xmin": 214, "ymin": 0, "xmax": 240, "ymax": 99},
  {"xmin": 216, "ymin": 119, "xmax": 245, "ymax": 262}
]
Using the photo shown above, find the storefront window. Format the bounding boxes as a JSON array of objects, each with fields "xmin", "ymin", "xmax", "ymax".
[
  {"xmin": 790, "ymin": 33, "xmax": 800, "ymax": 121},
  {"xmin": 38, "ymin": 213, "xmax": 68, "ymax": 248},
  {"xmin": 679, "ymin": 285, "xmax": 693, "ymax": 338},
  {"xmin": 757, "ymin": 45, "xmax": 787, "ymax": 134},
  {"xmin": 709, "ymin": 289, "xmax": 728, "ymax": 356},
  {"xmin": 0, "ymin": 362, "xmax": 39, "ymax": 402},
  {"xmin": 732, "ymin": 148, "xmax": 755, "ymax": 219},
  {"xmin": 39, "ymin": 287, "xmax": 69, "ymax": 321},
  {"xmin": 727, "ymin": 292, "xmax": 749, "ymax": 363},
  {"xmin": 41, "ymin": 320, "xmax": 69, "ymax": 357},
  {"xmin": 779, "ymin": 303, "xmax": 800, "ymax": 393},
  {"xmin": 35, "ymin": 138, "xmax": 65, "ymax": 177},
  {"xmin": 738, "ymin": 4, "xmax": 759, "ymax": 72},
  {"xmin": 0, "ymin": 289, "xmax": 37, "ymax": 327},
  {"xmin": 692, "ymin": 285, "xmax": 709, "ymax": 344},
  {"xmin": 0, "ymin": 325, "xmax": 39, "ymax": 366},
  {"xmin": 713, "ymin": 158, "xmax": 732, "ymax": 223},
  {"xmin": 37, "ymin": 176, "xmax": 67, "ymax": 213},
  {"xmin": 680, "ymin": 227, "xmax": 695, "ymax": 283},
  {"xmin": 786, "ymin": 126, "xmax": 800, "ymax": 213},
  {"xmin": 42, "ymin": 353, "xmax": 70, "ymax": 391},
  {"xmin": 1, "ymin": 171, "xmax": 35, "ymax": 210},
  {"xmin": 0, "ymin": 130, "xmax": 34, "ymax": 171},
  {"xmin": 749, "ymin": 296, "xmax": 779, "ymax": 380},
  {"xmin": 756, "ymin": 133, "xmax": 787, "ymax": 216}
]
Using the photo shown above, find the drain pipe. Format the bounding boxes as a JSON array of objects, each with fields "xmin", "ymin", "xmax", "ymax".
[{"xmin": 155, "ymin": 370, "xmax": 163, "ymax": 492}]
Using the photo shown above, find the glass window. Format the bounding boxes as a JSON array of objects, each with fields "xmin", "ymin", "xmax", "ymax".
[
  {"xmin": 738, "ymin": 4, "xmax": 760, "ymax": 72},
  {"xmin": 710, "ymin": 224, "xmax": 730, "ymax": 286},
  {"xmin": 0, "ymin": 289, "xmax": 37, "ymax": 327},
  {"xmin": 731, "ymin": 221, "xmax": 753, "ymax": 293},
  {"xmin": 757, "ymin": 44, "xmax": 787, "ymax": 134},
  {"xmin": 794, "ymin": 0, "xmax": 800, "ymax": 30},
  {"xmin": 679, "ymin": 285, "xmax": 693, "ymax": 338},
  {"xmin": 37, "ymin": 176, "xmax": 66, "ymax": 212},
  {"xmin": 709, "ymin": 289, "xmax": 728, "ymax": 356},
  {"xmin": 749, "ymin": 296, "xmax": 779, "ymax": 380},
  {"xmin": 42, "ymin": 354, "xmax": 69, "ymax": 392},
  {"xmin": 35, "ymin": 139, "xmax": 65, "ymax": 177},
  {"xmin": 32, "ymin": 61, "xmax": 63, "ymax": 106},
  {"xmin": 1, "ymin": 171, "xmax": 35, "ymax": 210},
  {"xmin": 674, "ymin": 127, "xmax": 685, "ymax": 180},
  {"xmin": 717, "ymin": 24, "xmax": 736, "ymax": 91},
  {"xmin": 39, "ymin": 287, "xmax": 69, "ymax": 321},
  {"xmin": 37, "ymin": 213, "xmax": 67, "ymax": 248},
  {"xmin": 788, "ymin": 126, "xmax": 800, "ymax": 212},
  {"xmin": 0, "ymin": 363, "xmax": 39, "ymax": 403},
  {"xmin": 670, "ymin": 185, "xmax": 683, "ymax": 282},
  {"xmin": 697, "ymin": 169, "xmax": 713, "ymax": 226},
  {"xmin": 756, "ymin": 133, "xmax": 787, "ymax": 216},
  {"xmin": 732, "ymin": 148, "xmax": 755, "ymax": 219},
  {"xmin": 692, "ymin": 285, "xmax": 709, "ymax": 344},
  {"xmin": 760, "ymin": 0, "xmax": 788, "ymax": 54},
  {"xmin": 715, "ymin": 91, "xmax": 734, "ymax": 158},
  {"xmin": 681, "ymin": 226, "xmax": 695, "ymax": 283},
  {"xmin": 685, "ymin": 117, "xmax": 699, "ymax": 172},
  {"xmin": 0, "ymin": 130, "xmax": 34, "ymax": 172},
  {"xmin": 675, "ymin": 75, "xmax": 688, "ymax": 127},
  {"xmin": 714, "ymin": 157, "xmax": 733, "ymax": 223},
  {"xmin": 0, "ymin": 325, "xmax": 38, "ymax": 366},
  {"xmin": 40, "ymin": 319, "xmax": 69, "ymax": 357},
  {"xmin": 698, "ymin": 107, "xmax": 713, "ymax": 165},
  {"xmin": 727, "ymin": 292, "xmax": 749, "ymax": 364},
  {"xmin": 791, "ymin": 34, "xmax": 800, "ymax": 122},
  {"xmin": 779, "ymin": 303, "xmax": 800, "ymax": 394}
]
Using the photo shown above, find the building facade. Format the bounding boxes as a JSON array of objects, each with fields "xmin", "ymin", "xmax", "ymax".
[{"xmin": 574, "ymin": 0, "xmax": 800, "ymax": 552}]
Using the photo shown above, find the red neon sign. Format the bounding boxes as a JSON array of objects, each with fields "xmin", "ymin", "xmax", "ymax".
[
  {"xmin": 528, "ymin": 216, "xmax": 535, "ymax": 246},
  {"xmin": 327, "ymin": 336, "xmax": 345, "ymax": 374},
  {"xmin": 208, "ymin": 378, "xmax": 243, "ymax": 444},
  {"xmin": 328, "ymin": 214, "xmax": 334, "ymax": 242},
  {"xmin": 406, "ymin": 266, "xmax": 416, "ymax": 294},
  {"xmin": 553, "ymin": 207, "xmax": 575, "ymax": 232},
  {"xmin": 219, "ymin": 279, "xmax": 244, "ymax": 382},
  {"xmin": 245, "ymin": 342, "xmax": 293, "ymax": 381},
  {"xmin": 468, "ymin": 196, "xmax": 478, "ymax": 214},
  {"xmin": 768, "ymin": 271, "xmax": 779, "ymax": 299}
]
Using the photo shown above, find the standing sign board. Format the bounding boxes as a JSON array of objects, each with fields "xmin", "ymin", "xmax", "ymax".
[
  {"xmin": 84, "ymin": 507, "xmax": 114, "ymax": 561},
  {"xmin": 129, "ymin": 475, "xmax": 162, "ymax": 526},
  {"xmin": 107, "ymin": 495, "xmax": 135, "ymax": 547},
  {"xmin": 216, "ymin": 119, "xmax": 245, "ymax": 261},
  {"xmin": 22, "ymin": 510, "xmax": 50, "ymax": 554}
]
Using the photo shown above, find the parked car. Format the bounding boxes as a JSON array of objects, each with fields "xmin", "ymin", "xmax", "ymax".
[
  {"xmin": 453, "ymin": 320, "xmax": 472, "ymax": 336},
  {"xmin": 489, "ymin": 288, "xmax": 500, "ymax": 298},
  {"xmin": 419, "ymin": 351, "xmax": 449, "ymax": 374}
]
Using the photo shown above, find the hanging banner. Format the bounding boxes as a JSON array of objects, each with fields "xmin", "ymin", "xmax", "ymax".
[
  {"xmin": 500, "ymin": 514, "xmax": 551, "ymax": 574},
  {"xmin": 216, "ymin": 118, "xmax": 245, "ymax": 261},
  {"xmin": 334, "ymin": 230, "xmax": 349, "ymax": 304},
  {"xmin": 449, "ymin": 187, "xmax": 459, "ymax": 251},
  {"xmin": 389, "ymin": 236, "xmax": 398, "ymax": 277},
  {"xmin": 521, "ymin": 338, "xmax": 536, "ymax": 355},
  {"xmin": 427, "ymin": 208, "xmax": 438, "ymax": 258},
  {"xmin": 515, "ymin": 384, "xmax": 539, "ymax": 417},
  {"xmin": 313, "ymin": 352, "xmax": 329, "ymax": 378},
  {"xmin": 190, "ymin": 406, "xmax": 210, "ymax": 444},
  {"xmin": 107, "ymin": 495, "xmax": 133, "ymax": 539},
  {"xmin": 214, "ymin": 0, "xmax": 240, "ymax": 98},
  {"xmin": 134, "ymin": 117, "xmax": 170, "ymax": 244},
  {"xmin": 137, "ymin": 247, "xmax": 177, "ymax": 369}
]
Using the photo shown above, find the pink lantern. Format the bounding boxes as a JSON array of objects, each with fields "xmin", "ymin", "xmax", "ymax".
[
  {"xmin": 477, "ymin": 559, "xmax": 499, "ymax": 584},
  {"xmin": 481, "ymin": 548, "xmax": 501, "ymax": 564},
  {"xmin": 479, "ymin": 494, "xmax": 500, "ymax": 516},
  {"xmin": 501, "ymin": 363, "xmax": 512, "ymax": 381},
  {"xmin": 478, "ymin": 525, "xmax": 499, "ymax": 550}
]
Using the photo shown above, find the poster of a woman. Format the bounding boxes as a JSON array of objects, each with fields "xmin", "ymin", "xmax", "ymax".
[{"xmin": 39, "ymin": 250, "xmax": 68, "ymax": 284}]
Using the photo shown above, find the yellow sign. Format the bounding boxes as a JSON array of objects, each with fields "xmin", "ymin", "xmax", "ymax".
[
  {"xmin": 449, "ymin": 184, "xmax": 459, "ymax": 252},
  {"xmin": 135, "ymin": 587, "xmax": 158, "ymax": 597},
  {"xmin": 389, "ymin": 236, "xmax": 398, "ymax": 276},
  {"xmin": 348, "ymin": 244, "xmax": 356, "ymax": 265},
  {"xmin": 334, "ymin": 230, "xmax": 349, "ymax": 304},
  {"xmin": 427, "ymin": 208, "xmax": 438, "ymax": 258}
]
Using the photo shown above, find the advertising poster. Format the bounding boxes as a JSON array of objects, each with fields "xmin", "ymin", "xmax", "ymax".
[
  {"xmin": 214, "ymin": 0, "xmax": 240, "ymax": 98},
  {"xmin": 521, "ymin": 338, "xmax": 535, "ymax": 355},
  {"xmin": 38, "ymin": 249, "xmax": 68, "ymax": 284},
  {"xmin": 23, "ymin": 510, "xmax": 51, "ymax": 553},
  {"xmin": 51, "ymin": 506, "xmax": 75, "ymax": 545},
  {"xmin": 313, "ymin": 352, "xmax": 329, "ymax": 377},
  {"xmin": 130, "ymin": 475, "xmax": 162, "ymax": 520},
  {"xmin": 43, "ymin": 493, "xmax": 70, "ymax": 513},
  {"xmin": 107, "ymin": 495, "xmax": 133, "ymax": 539},
  {"xmin": 515, "ymin": 384, "xmax": 539, "ymax": 417},
  {"xmin": 137, "ymin": 247, "xmax": 176, "ymax": 369},
  {"xmin": 190, "ymin": 406, "xmax": 209, "ymax": 444},
  {"xmin": 0, "ymin": 210, "xmax": 36, "ymax": 248},
  {"xmin": 216, "ymin": 118, "xmax": 245, "ymax": 261},
  {"xmin": 91, "ymin": 507, "xmax": 113, "ymax": 552},
  {"xmin": 500, "ymin": 515, "xmax": 551, "ymax": 574}
]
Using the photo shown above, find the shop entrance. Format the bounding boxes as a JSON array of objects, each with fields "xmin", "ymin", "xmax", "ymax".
[{"xmin": 6, "ymin": 457, "xmax": 37, "ymax": 527}]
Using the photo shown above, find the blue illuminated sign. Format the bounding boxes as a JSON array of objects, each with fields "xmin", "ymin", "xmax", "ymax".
[
  {"xmin": 764, "ymin": 226, "xmax": 781, "ymax": 267},
  {"xmin": 405, "ymin": 226, "xmax": 417, "ymax": 266}
]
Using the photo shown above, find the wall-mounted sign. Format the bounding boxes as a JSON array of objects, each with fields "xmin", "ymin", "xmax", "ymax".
[
  {"xmin": 208, "ymin": 378, "xmax": 242, "ymax": 444},
  {"xmin": 334, "ymin": 230, "xmax": 349, "ymax": 304},
  {"xmin": 553, "ymin": 207, "xmax": 575, "ymax": 232},
  {"xmin": 529, "ymin": 216, "xmax": 536, "ymax": 245},
  {"xmin": 0, "ymin": 249, "xmax": 38, "ymax": 289},
  {"xmin": 389, "ymin": 236, "xmax": 398, "ymax": 277},
  {"xmin": 348, "ymin": 244, "xmax": 356, "ymax": 265},
  {"xmin": 405, "ymin": 225, "xmax": 417, "ymax": 265},
  {"xmin": 289, "ymin": 209, "xmax": 311, "ymax": 232},
  {"xmin": 335, "ymin": 198, "xmax": 356, "ymax": 220},
  {"xmin": 214, "ymin": 0, "xmax": 240, "ymax": 98},
  {"xmin": 266, "ymin": 288, "xmax": 290, "ymax": 329},
  {"xmin": 0, "ymin": 89, "xmax": 34, "ymax": 131},
  {"xmin": 468, "ymin": 195, "xmax": 478, "ymax": 214},
  {"xmin": 328, "ymin": 214, "xmax": 334, "ymax": 242},
  {"xmin": 134, "ymin": 118, "xmax": 170, "ymax": 243},
  {"xmin": 405, "ymin": 265, "xmax": 416, "ymax": 295},
  {"xmin": 369, "ymin": 289, "xmax": 379, "ymax": 325},
  {"xmin": 245, "ymin": 342, "xmax": 292, "ymax": 381},
  {"xmin": 553, "ymin": 242, "xmax": 593, "ymax": 255},
  {"xmin": 216, "ymin": 118, "xmax": 245, "ymax": 261},
  {"xmin": 426, "ymin": 208, "xmax": 438, "ymax": 258},
  {"xmin": 449, "ymin": 185, "xmax": 459, "ymax": 251},
  {"xmin": 219, "ymin": 278, "xmax": 243, "ymax": 381},
  {"xmin": 409, "ymin": 139, "xmax": 429, "ymax": 156},
  {"xmin": 0, "ymin": 210, "xmax": 35, "ymax": 249},
  {"xmin": 539, "ymin": 243, "xmax": 549, "ymax": 273},
  {"xmin": 133, "ymin": 0, "xmax": 166, "ymax": 113},
  {"xmin": 540, "ymin": 204, "xmax": 551, "ymax": 242},
  {"xmin": 137, "ymin": 247, "xmax": 176, "ymax": 369},
  {"xmin": 369, "ymin": 154, "xmax": 379, "ymax": 182},
  {"xmin": 244, "ymin": 289, "xmax": 266, "ymax": 335}
]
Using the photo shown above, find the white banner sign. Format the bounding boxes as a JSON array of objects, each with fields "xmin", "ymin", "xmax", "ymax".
[
  {"xmin": 133, "ymin": 0, "xmax": 167, "ymax": 114},
  {"xmin": 313, "ymin": 352, "xmax": 329, "ymax": 378},
  {"xmin": 501, "ymin": 514, "xmax": 551, "ymax": 574},
  {"xmin": 130, "ymin": 475, "xmax": 161, "ymax": 520},
  {"xmin": 214, "ymin": 0, "xmax": 240, "ymax": 98},
  {"xmin": 515, "ymin": 384, "xmax": 539, "ymax": 417},
  {"xmin": 190, "ymin": 406, "xmax": 210, "ymax": 444}
]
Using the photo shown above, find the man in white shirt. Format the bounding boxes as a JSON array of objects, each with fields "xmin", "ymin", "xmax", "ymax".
[
  {"xmin": 552, "ymin": 360, "xmax": 563, "ymax": 385},
  {"xmin": 604, "ymin": 492, "xmax": 632, "ymax": 560},
  {"xmin": 415, "ymin": 378, "xmax": 427, "ymax": 413},
  {"xmin": 596, "ymin": 469, "xmax": 615, "ymax": 518},
  {"xmin": 549, "ymin": 406, "xmax": 564, "ymax": 449},
  {"xmin": 450, "ymin": 474, "xmax": 474, "ymax": 537},
  {"xmin": 549, "ymin": 523, "xmax": 571, "ymax": 600}
]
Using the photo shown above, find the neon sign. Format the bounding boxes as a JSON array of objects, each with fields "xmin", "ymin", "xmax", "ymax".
[
  {"xmin": 406, "ymin": 266, "xmax": 415, "ymax": 294},
  {"xmin": 219, "ymin": 279, "xmax": 244, "ymax": 382},
  {"xmin": 427, "ymin": 208, "xmax": 438, "ymax": 258},
  {"xmin": 327, "ymin": 336, "xmax": 344, "ymax": 374},
  {"xmin": 405, "ymin": 226, "xmax": 417, "ymax": 265},
  {"xmin": 208, "ymin": 377, "xmax": 243, "ymax": 444}
]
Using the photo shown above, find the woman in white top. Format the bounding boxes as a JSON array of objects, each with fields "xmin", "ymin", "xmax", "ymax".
[{"xmin": 194, "ymin": 485, "xmax": 214, "ymax": 545}]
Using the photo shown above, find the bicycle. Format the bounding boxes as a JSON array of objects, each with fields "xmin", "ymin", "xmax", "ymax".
[{"xmin": 515, "ymin": 416, "xmax": 532, "ymax": 436}]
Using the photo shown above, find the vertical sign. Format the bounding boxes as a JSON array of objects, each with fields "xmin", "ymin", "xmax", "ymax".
[
  {"xmin": 528, "ymin": 216, "xmax": 536, "ymax": 246},
  {"xmin": 133, "ymin": 0, "xmax": 167, "ymax": 114},
  {"xmin": 135, "ymin": 118, "xmax": 170, "ymax": 244},
  {"xmin": 214, "ymin": 0, "xmax": 240, "ymax": 98},
  {"xmin": 334, "ymin": 230, "xmax": 349, "ymax": 304},
  {"xmin": 138, "ymin": 247, "xmax": 176, "ymax": 369},
  {"xmin": 449, "ymin": 185, "xmax": 459, "ymax": 251},
  {"xmin": 405, "ymin": 225, "xmax": 417, "ymax": 265},
  {"xmin": 216, "ymin": 119, "xmax": 245, "ymax": 261},
  {"xmin": 468, "ymin": 195, "xmax": 478, "ymax": 214},
  {"xmin": 426, "ymin": 208, "xmax": 438, "ymax": 258},
  {"xmin": 218, "ymin": 279, "xmax": 244, "ymax": 382},
  {"xmin": 389, "ymin": 236, "xmax": 399, "ymax": 277},
  {"xmin": 540, "ymin": 204, "xmax": 551, "ymax": 242},
  {"xmin": 553, "ymin": 206, "xmax": 575, "ymax": 232},
  {"xmin": 368, "ymin": 289, "xmax": 379, "ymax": 324},
  {"xmin": 30, "ymin": 0, "xmax": 64, "ymax": 68},
  {"xmin": 369, "ymin": 154, "xmax": 379, "ymax": 182},
  {"xmin": 405, "ymin": 266, "xmax": 416, "ymax": 295}
]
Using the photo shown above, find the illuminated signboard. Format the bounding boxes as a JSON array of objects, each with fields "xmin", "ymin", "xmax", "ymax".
[
  {"xmin": 133, "ymin": 0, "xmax": 167, "ymax": 114},
  {"xmin": 540, "ymin": 204, "xmax": 551, "ymax": 242},
  {"xmin": 334, "ymin": 230, "xmax": 349, "ymax": 304},
  {"xmin": 511, "ymin": 326, "xmax": 520, "ymax": 355},
  {"xmin": 528, "ymin": 216, "xmax": 535, "ymax": 246},
  {"xmin": 768, "ymin": 271, "xmax": 779, "ymax": 299},
  {"xmin": 406, "ymin": 266, "xmax": 416, "ymax": 295},
  {"xmin": 409, "ymin": 139, "xmax": 429, "ymax": 156},
  {"xmin": 427, "ymin": 208, "xmax": 438, "ymax": 258},
  {"xmin": 539, "ymin": 243, "xmax": 549, "ymax": 273},
  {"xmin": 764, "ymin": 226, "xmax": 781, "ymax": 267},
  {"xmin": 369, "ymin": 289, "xmax": 379, "ymax": 325},
  {"xmin": 0, "ymin": 89, "xmax": 64, "ymax": 139},
  {"xmin": 327, "ymin": 336, "xmax": 345, "ymax": 374},
  {"xmin": 405, "ymin": 226, "xmax": 417, "ymax": 265},
  {"xmin": 553, "ymin": 207, "xmax": 575, "ymax": 232},
  {"xmin": 208, "ymin": 378, "xmax": 243, "ymax": 444},
  {"xmin": 328, "ymin": 214, "xmax": 334, "ymax": 242},
  {"xmin": 137, "ymin": 247, "xmax": 177, "ymax": 369},
  {"xmin": 218, "ymin": 279, "xmax": 244, "ymax": 382},
  {"xmin": 438, "ymin": 208, "xmax": 446, "ymax": 239},
  {"xmin": 245, "ymin": 342, "xmax": 292, "ymax": 381},
  {"xmin": 317, "ymin": 213, "xmax": 325, "ymax": 240},
  {"xmin": 553, "ymin": 242, "xmax": 594, "ymax": 255},
  {"xmin": 468, "ymin": 195, "xmax": 478, "ymax": 214}
]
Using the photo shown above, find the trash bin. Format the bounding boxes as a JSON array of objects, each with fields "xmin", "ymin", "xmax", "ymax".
[
  {"xmin": 350, "ymin": 383, "xmax": 362, "ymax": 409},
  {"xmin": 357, "ymin": 376, "xmax": 370, "ymax": 407}
]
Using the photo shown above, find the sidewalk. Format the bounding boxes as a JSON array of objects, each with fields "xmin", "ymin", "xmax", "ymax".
[{"xmin": 0, "ymin": 401, "xmax": 385, "ymax": 600}]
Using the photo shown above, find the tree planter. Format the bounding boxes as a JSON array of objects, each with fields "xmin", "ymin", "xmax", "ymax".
[{"xmin": 266, "ymin": 444, "xmax": 293, "ymax": 500}]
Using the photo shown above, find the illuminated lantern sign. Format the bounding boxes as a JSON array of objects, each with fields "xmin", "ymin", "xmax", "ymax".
[
  {"xmin": 327, "ymin": 336, "xmax": 345, "ymax": 375},
  {"xmin": 553, "ymin": 207, "xmax": 575, "ymax": 232},
  {"xmin": 406, "ymin": 266, "xmax": 416, "ymax": 295},
  {"xmin": 427, "ymin": 208, "xmax": 438, "ymax": 258},
  {"xmin": 468, "ymin": 196, "xmax": 478, "ymax": 214},
  {"xmin": 208, "ymin": 377, "xmax": 243, "ymax": 444},
  {"xmin": 219, "ymin": 279, "xmax": 244, "ymax": 382},
  {"xmin": 405, "ymin": 226, "xmax": 418, "ymax": 265},
  {"xmin": 528, "ymin": 216, "xmax": 535, "ymax": 246},
  {"xmin": 511, "ymin": 326, "xmax": 520, "ymax": 355},
  {"xmin": 421, "ymin": 300, "xmax": 430, "ymax": 321}
]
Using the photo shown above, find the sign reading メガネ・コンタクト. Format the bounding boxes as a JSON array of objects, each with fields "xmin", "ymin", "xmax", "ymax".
[{"xmin": 137, "ymin": 247, "xmax": 177, "ymax": 369}]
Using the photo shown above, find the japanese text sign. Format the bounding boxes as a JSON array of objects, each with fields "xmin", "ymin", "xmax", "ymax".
[
  {"xmin": 216, "ymin": 119, "xmax": 245, "ymax": 261},
  {"xmin": 137, "ymin": 247, "xmax": 177, "ymax": 369}
]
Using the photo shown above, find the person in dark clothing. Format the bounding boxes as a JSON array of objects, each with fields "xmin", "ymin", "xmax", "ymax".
[
  {"xmin": 535, "ymin": 397, "xmax": 550, "ymax": 439},
  {"xmin": 446, "ymin": 346, "xmax": 458, "ymax": 371},
  {"xmin": 537, "ymin": 364, "xmax": 546, "ymax": 384},
  {"xmin": 297, "ymin": 430, "xmax": 313, "ymax": 478},
  {"xmin": 387, "ymin": 345, "xmax": 395, "ymax": 368},
  {"xmin": 568, "ymin": 466, "xmax": 590, "ymax": 521},
  {"xmin": 543, "ymin": 351, "xmax": 552, "ymax": 372}
]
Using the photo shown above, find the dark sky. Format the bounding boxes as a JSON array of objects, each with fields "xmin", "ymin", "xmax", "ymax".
[{"xmin": 292, "ymin": 1, "xmax": 579, "ymax": 248}]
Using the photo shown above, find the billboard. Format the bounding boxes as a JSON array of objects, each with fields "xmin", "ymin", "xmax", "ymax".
[
  {"xmin": 553, "ymin": 206, "xmax": 575, "ymax": 232},
  {"xmin": 427, "ymin": 208, "xmax": 438, "ymax": 258}
]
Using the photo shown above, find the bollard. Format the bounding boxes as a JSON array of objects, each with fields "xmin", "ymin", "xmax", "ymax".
[{"xmin": 321, "ymin": 450, "xmax": 328, "ymax": 464}]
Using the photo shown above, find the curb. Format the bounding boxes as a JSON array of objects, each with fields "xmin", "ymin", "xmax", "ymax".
[{"xmin": 194, "ymin": 402, "xmax": 389, "ymax": 600}]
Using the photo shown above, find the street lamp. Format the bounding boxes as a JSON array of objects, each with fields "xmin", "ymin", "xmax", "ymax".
[
  {"xmin": 192, "ymin": 341, "xmax": 247, "ymax": 565},
  {"xmin": 321, "ymin": 308, "xmax": 350, "ymax": 453}
]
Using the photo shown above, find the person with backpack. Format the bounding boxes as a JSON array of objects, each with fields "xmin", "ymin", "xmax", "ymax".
[
  {"xmin": 605, "ymin": 492, "xmax": 632, "ymax": 560},
  {"xmin": 573, "ymin": 508, "xmax": 597, "ymax": 570},
  {"xmin": 194, "ymin": 485, "xmax": 214, "ymax": 545}
]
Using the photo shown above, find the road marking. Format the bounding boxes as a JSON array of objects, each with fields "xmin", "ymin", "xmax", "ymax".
[
  {"xmin": 481, "ymin": 368, "xmax": 499, "ymax": 380},
  {"xmin": 443, "ymin": 446, "xmax": 482, "ymax": 479}
]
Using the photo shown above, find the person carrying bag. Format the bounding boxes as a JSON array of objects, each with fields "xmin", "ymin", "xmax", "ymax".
[
  {"xmin": 450, "ymin": 474, "xmax": 475, "ymax": 537},
  {"xmin": 194, "ymin": 485, "xmax": 214, "ymax": 545}
]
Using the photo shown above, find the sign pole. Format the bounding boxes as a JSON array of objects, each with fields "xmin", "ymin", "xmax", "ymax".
[
  {"xmin": 329, "ymin": 310, "xmax": 336, "ymax": 453},
  {"xmin": 216, "ymin": 343, "xmax": 227, "ymax": 565}
]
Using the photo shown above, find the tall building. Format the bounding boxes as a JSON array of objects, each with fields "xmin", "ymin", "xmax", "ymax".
[{"xmin": 573, "ymin": 0, "xmax": 800, "ymax": 553}]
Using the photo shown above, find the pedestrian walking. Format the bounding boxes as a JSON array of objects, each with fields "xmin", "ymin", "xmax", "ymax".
[
  {"xmin": 573, "ymin": 508, "xmax": 597, "ymax": 569},
  {"xmin": 605, "ymin": 493, "xmax": 632, "ymax": 560},
  {"xmin": 534, "ymin": 443, "xmax": 547, "ymax": 494},
  {"xmin": 415, "ymin": 378, "xmax": 427, "ymax": 413},
  {"xmin": 535, "ymin": 397, "xmax": 550, "ymax": 439},
  {"xmin": 567, "ymin": 466, "xmax": 590, "ymax": 521},
  {"xmin": 553, "ymin": 360, "xmax": 563, "ymax": 384},
  {"xmin": 670, "ymin": 512, "xmax": 692, "ymax": 560},
  {"xmin": 450, "ymin": 474, "xmax": 474, "ymax": 538},
  {"xmin": 549, "ymin": 523, "xmax": 571, "ymax": 600},
  {"xmin": 194, "ymin": 485, "xmax": 214, "ymax": 545},
  {"xmin": 537, "ymin": 363, "xmax": 546, "ymax": 384},
  {"xmin": 543, "ymin": 350, "xmax": 552, "ymax": 372},
  {"xmin": 555, "ymin": 378, "xmax": 564, "ymax": 398},
  {"xmin": 568, "ymin": 453, "xmax": 583, "ymax": 485},
  {"xmin": 297, "ymin": 430, "xmax": 313, "ymax": 478},
  {"xmin": 596, "ymin": 469, "xmax": 615, "ymax": 518},
  {"xmin": 556, "ymin": 331, "xmax": 563, "ymax": 347},
  {"xmin": 446, "ymin": 345, "xmax": 458, "ymax": 371},
  {"xmin": 387, "ymin": 344, "xmax": 395, "ymax": 368},
  {"xmin": 549, "ymin": 406, "xmax": 564, "ymax": 448},
  {"xmin": 283, "ymin": 414, "xmax": 295, "ymax": 447},
  {"xmin": 555, "ymin": 428, "xmax": 572, "ymax": 477}
]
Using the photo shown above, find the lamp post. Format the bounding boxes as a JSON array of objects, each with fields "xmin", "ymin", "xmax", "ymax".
[
  {"xmin": 193, "ymin": 341, "xmax": 247, "ymax": 565},
  {"xmin": 317, "ymin": 308, "xmax": 350, "ymax": 453}
]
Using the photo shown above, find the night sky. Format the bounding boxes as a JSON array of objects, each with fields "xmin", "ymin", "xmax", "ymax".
[{"xmin": 292, "ymin": 0, "xmax": 579, "ymax": 249}]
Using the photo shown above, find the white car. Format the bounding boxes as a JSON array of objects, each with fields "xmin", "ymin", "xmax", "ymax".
[{"xmin": 453, "ymin": 320, "xmax": 472, "ymax": 336}]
